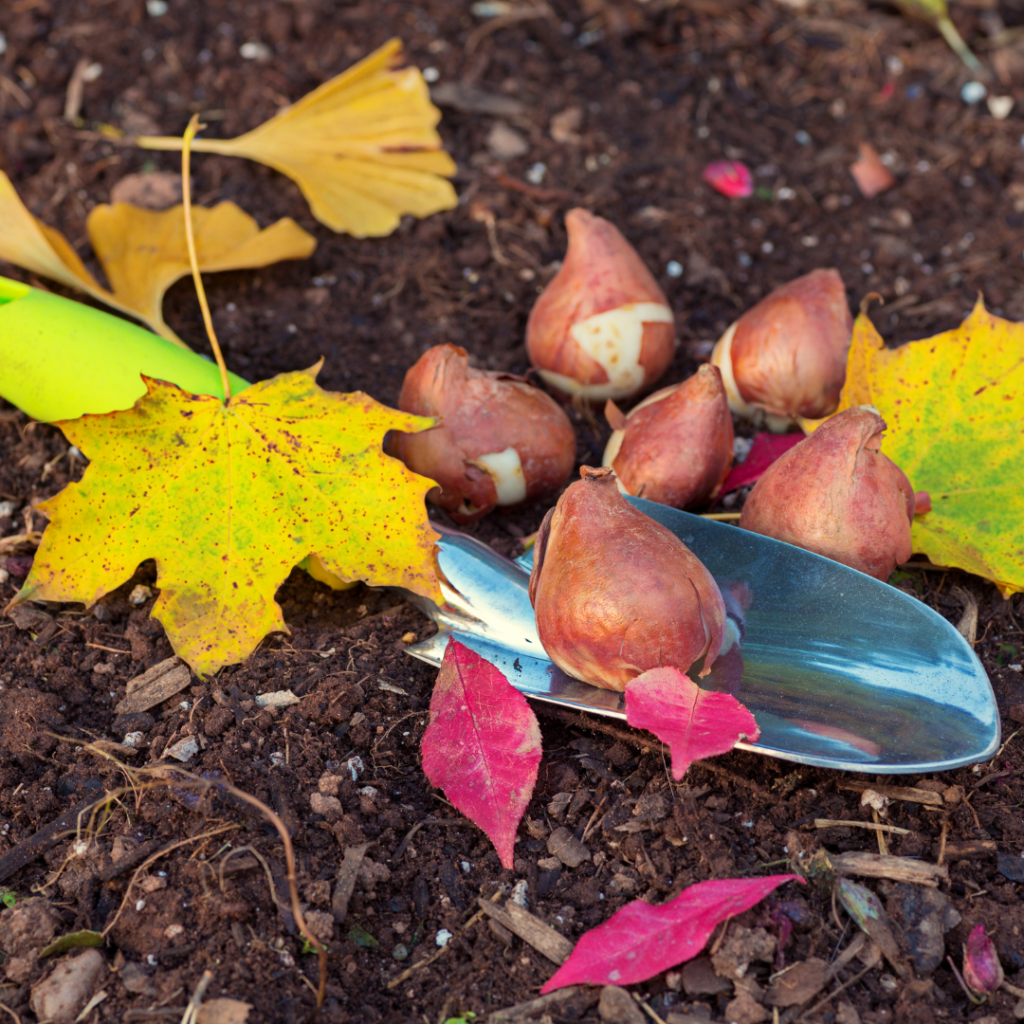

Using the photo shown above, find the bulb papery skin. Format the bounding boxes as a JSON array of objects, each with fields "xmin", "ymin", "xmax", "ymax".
[
  {"xmin": 390, "ymin": 344, "xmax": 576, "ymax": 522},
  {"xmin": 601, "ymin": 363, "xmax": 734, "ymax": 510},
  {"xmin": 711, "ymin": 268, "xmax": 852, "ymax": 425},
  {"xmin": 739, "ymin": 407, "xmax": 915, "ymax": 581},
  {"xmin": 963, "ymin": 924, "xmax": 1004, "ymax": 996},
  {"xmin": 526, "ymin": 208, "xmax": 676, "ymax": 401},
  {"xmin": 529, "ymin": 466, "xmax": 726, "ymax": 691}
]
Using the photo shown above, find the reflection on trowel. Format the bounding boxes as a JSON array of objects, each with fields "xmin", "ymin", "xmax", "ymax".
[{"xmin": 403, "ymin": 498, "xmax": 999, "ymax": 775}]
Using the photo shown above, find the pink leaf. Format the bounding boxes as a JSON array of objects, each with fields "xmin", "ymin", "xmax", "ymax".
[
  {"xmin": 722, "ymin": 432, "xmax": 804, "ymax": 493},
  {"xmin": 421, "ymin": 637, "xmax": 542, "ymax": 869},
  {"xmin": 702, "ymin": 160, "xmax": 753, "ymax": 199},
  {"xmin": 625, "ymin": 666, "xmax": 759, "ymax": 780},
  {"xmin": 542, "ymin": 874, "xmax": 803, "ymax": 992}
]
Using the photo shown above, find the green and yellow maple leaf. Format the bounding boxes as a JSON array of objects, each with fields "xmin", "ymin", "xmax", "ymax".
[
  {"xmin": 12, "ymin": 366, "xmax": 441, "ymax": 674},
  {"xmin": 807, "ymin": 298, "xmax": 1023, "ymax": 596}
]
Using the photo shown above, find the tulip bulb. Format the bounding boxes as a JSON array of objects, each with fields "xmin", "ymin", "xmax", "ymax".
[
  {"xmin": 739, "ymin": 407, "xmax": 915, "ymax": 581},
  {"xmin": 602, "ymin": 363, "xmax": 734, "ymax": 510},
  {"xmin": 526, "ymin": 209, "xmax": 676, "ymax": 402},
  {"xmin": 963, "ymin": 924, "xmax": 1004, "ymax": 997},
  {"xmin": 529, "ymin": 466, "xmax": 726, "ymax": 691},
  {"xmin": 711, "ymin": 268, "xmax": 852, "ymax": 429},
  {"xmin": 390, "ymin": 344, "xmax": 576, "ymax": 521}
]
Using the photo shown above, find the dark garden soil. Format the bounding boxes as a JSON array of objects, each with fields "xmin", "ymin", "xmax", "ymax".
[{"xmin": 2, "ymin": 1, "xmax": 1024, "ymax": 1022}]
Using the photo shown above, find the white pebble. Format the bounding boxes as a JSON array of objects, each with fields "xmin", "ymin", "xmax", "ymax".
[
  {"xmin": 525, "ymin": 163, "xmax": 546, "ymax": 185},
  {"xmin": 665, "ymin": 260, "xmax": 683, "ymax": 278},
  {"xmin": 988, "ymin": 95, "xmax": 1014, "ymax": 120},
  {"xmin": 435, "ymin": 929, "xmax": 453, "ymax": 948},
  {"xmin": 146, "ymin": 0, "xmax": 168, "ymax": 15},
  {"xmin": 961, "ymin": 81, "xmax": 987, "ymax": 105},
  {"xmin": 240, "ymin": 41, "xmax": 271, "ymax": 61},
  {"xmin": 422, "ymin": 67, "xmax": 440, "ymax": 83}
]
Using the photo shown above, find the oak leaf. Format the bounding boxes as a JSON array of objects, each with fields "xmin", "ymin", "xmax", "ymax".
[
  {"xmin": 625, "ymin": 667, "xmax": 760, "ymax": 779},
  {"xmin": 421, "ymin": 638, "xmax": 542, "ymax": 869},
  {"xmin": 11, "ymin": 367, "xmax": 441, "ymax": 676},
  {"xmin": 541, "ymin": 874, "xmax": 803, "ymax": 992},
  {"xmin": 805, "ymin": 298, "xmax": 1023, "ymax": 596},
  {"xmin": 0, "ymin": 171, "xmax": 316, "ymax": 349},
  {"xmin": 136, "ymin": 39, "xmax": 458, "ymax": 237}
]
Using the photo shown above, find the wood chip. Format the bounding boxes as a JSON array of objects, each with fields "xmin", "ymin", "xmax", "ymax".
[
  {"xmin": 936, "ymin": 840, "xmax": 998, "ymax": 858},
  {"xmin": 116, "ymin": 657, "xmax": 190, "ymax": 714},
  {"xmin": 254, "ymin": 690, "xmax": 299, "ymax": 709},
  {"xmin": 477, "ymin": 898, "xmax": 574, "ymax": 965},
  {"xmin": 814, "ymin": 819, "xmax": 911, "ymax": 835},
  {"xmin": 332, "ymin": 843, "xmax": 369, "ymax": 924},
  {"xmin": 838, "ymin": 781, "xmax": 944, "ymax": 808},
  {"xmin": 832, "ymin": 852, "xmax": 948, "ymax": 887}
]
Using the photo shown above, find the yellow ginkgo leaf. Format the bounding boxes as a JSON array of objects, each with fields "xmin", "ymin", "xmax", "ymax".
[
  {"xmin": 86, "ymin": 201, "xmax": 316, "ymax": 345},
  {"xmin": 804, "ymin": 298, "xmax": 1024, "ymax": 597},
  {"xmin": 0, "ymin": 169, "xmax": 118, "ymax": 308},
  {"xmin": 136, "ymin": 38, "xmax": 458, "ymax": 237}
]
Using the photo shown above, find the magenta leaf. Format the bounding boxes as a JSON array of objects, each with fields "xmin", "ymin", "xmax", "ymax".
[
  {"xmin": 963, "ymin": 923, "xmax": 1004, "ymax": 995},
  {"xmin": 625, "ymin": 666, "xmax": 760, "ymax": 780},
  {"xmin": 542, "ymin": 874, "xmax": 803, "ymax": 992},
  {"xmin": 421, "ymin": 637, "xmax": 542, "ymax": 869},
  {"xmin": 722, "ymin": 432, "xmax": 804, "ymax": 493},
  {"xmin": 702, "ymin": 160, "xmax": 753, "ymax": 198}
]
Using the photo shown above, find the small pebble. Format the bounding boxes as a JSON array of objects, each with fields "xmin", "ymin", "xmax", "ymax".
[
  {"xmin": 987, "ymin": 95, "xmax": 1013, "ymax": 120},
  {"xmin": 776, "ymin": 186, "xmax": 796, "ymax": 200},
  {"xmin": 525, "ymin": 162, "xmax": 546, "ymax": 185},
  {"xmin": 128, "ymin": 584, "xmax": 152, "ymax": 606},
  {"xmin": 961, "ymin": 81, "xmax": 987, "ymax": 105},
  {"xmin": 665, "ymin": 260, "xmax": 683, "ymax": 278},
  {"xmin": 240, "ymin": 41, "xmax": 271, "ymax": 60},
  {"xmin": 422, "ymin": 67, "xmax": 440, "ymax": 83},
  {"xmin": 145, "ymin": 0, "xmax": 167, "ymax": 14},
  {"xmin": 392, "ymin": 943, "xmax": 409, "ymax": 961},
  {"xmin": 435, "ymin": 929, "xmax": 453, "ymax": 948},
  {"xmin": 794, "ymin": 129, "xmax": 811, "ymax": 145}
]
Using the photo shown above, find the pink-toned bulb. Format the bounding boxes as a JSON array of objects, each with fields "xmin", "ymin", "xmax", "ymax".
[
  {"xmin": 739, "ymin": 406, "xmax": 916, "ymax": 581},
  {"xmin": 602, "ymin": 363, "xmax": 734, "ymax": 510},
  {"xmin": 389, "ymin": 344, "xmax": 576, "ymax": 522},
  {"xmin": 526, "ymin": 208, "xmax": 676, "ymax": 402},
  {"xmin": 963, "ymin": 924, "xmax": 1004, "ymax": 996},
  {"xmin": 711, "ymin": 268, "xmax": 852, "ymax": 429},
  {"xmin": 529, "ymin": 466, "xmax": 726, "ymax": 691}
]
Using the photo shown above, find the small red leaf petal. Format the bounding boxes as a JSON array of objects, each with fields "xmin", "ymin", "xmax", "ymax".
[
  {"xmin": 625, "ymin": 666, "xmax": 759, "ymax": 780},
  {"xmin": 421, "ymin": 637, "xmax": 542, "ymax": 869},
  {"xmin": 722, "ymin": 432, "xmax": 805, "ymax": 493},
  {"xmin": 541, "ymin": 874, "xmax": 803, "ymax": 992},
  {"xmin": 702, "ymin": 160, "xmax": 754, "ymax": 199}
]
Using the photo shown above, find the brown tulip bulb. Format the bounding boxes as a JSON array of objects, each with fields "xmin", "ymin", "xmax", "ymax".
[
  {"xmin": 526, "ymin": 209, "xmax": 676, "ymax": 402},
  {"xmin": 390, "ymin": 345, "xmax": 576, "ymax": 521},
  {"xmin": 711, "ymin": 268, "xmax": 852, "ymax": 429},
  {"xmin": 739, "ymin": 407, "xmax": 915, "ymax": 580},
  {"xmin": 529, "ymin": 466, "xmax": 726, "ymax": 691},
  {"xmin": 602, "ymin": 363, "xmax": 734, "ymax": 510}
]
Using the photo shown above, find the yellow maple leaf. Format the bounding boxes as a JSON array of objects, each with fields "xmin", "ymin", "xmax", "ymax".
[
  {"xmin": 135, "ymin": 38, "xmax": 457, "ymax": 237},
  {"xmin": 12, "ymin": 366, "xmax": 441, "ymax": 675},
  {"xmin": 87, "ymin": 202, "xmax": 316, "ymax": 345},
  {"xmin": 804, "ymin": 298, "xmax": 1024, "ymax": 597},
  {"xmin": 0, "ymin": 171, "xmax": 316, "ymax": 349}
]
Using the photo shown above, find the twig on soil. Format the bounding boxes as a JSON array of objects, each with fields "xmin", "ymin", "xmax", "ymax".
[
  {"xmin": 796, "ymin": 962, "xmax": 875, "ymax": 1023},
  {"xmin": 0, "ymin": 1000, "xmax": 23, "ymax": 1024},
  {"xmin": 387, "ymin": 892, "xmax": 502, "ymax": 989},
  {"xmin": 179, "ymin": 970, "xmax": 214, "ymax": 1024},
  {"xmin": 814, "ymin": 819, "xmax": 910, "ymax": 835}
]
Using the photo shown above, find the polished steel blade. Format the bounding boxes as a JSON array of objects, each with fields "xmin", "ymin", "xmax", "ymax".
[{"xmin": 404, "ymin": 498, "xmax": 999, "ymax": 774}]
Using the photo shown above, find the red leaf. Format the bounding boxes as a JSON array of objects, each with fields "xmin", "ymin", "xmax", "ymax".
[
  {"xmin": 722, "ymin": 432, "xmax": 804, "ymax": 493},
  {"xmin": 542, "ymin": 874, "xmax": 803, "ymax": 992},
  {"xmin": 702, "ymin": 160, "xmax": 753, "ymax": 199},
  {"xmin": 625, "ymin": 666, "xmax": 759, "ymax": 780},
  {"xmin": 421, "ymin": 637, "xmax": 542, "ymax": 869}
]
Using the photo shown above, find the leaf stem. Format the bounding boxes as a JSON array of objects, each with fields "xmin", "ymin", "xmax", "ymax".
[{"xmin": 181, "ymin": 114, "xmax": 232, "ymax": 403}]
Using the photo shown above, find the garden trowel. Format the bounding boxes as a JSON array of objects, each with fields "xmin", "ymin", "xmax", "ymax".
[{"xmin": 404, "ymin": 498, "xmax": 1000, "ymax": 775}]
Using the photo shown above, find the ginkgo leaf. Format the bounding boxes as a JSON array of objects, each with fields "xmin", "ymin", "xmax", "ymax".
[
  {"xmin": 11, "ymin": 366, "xmax": 441, "ymax": 676},
  {"xmin": 421, "ymin": 638, "xmax": 542, "ymax": 869},
  {"xmin": 804, "ymin": 298, "xmax": 1023, "ymax": 596},
  {"xmin": 0, "ymin": 169, "xmax": 117, "ymax": 308},
  {"xmin": 87, "ymin": 201, "xmax": 316, "ymax": 346},
  {"xmin": 136, "ymin": 39, "xmax": 458, "ymax": 237},
  {"xmin": 0, "ymin": 171, "xmax": 317, "ymax": 350},
  {"xmin": 624, "ymin": 667, "xmax": 760, "ymax": 780},
  {"xmin": 541, "ymin": 874, "xmax": 803, "ymax": 992}
]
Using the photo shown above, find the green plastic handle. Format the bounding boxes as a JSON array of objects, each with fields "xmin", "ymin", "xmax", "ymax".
[{"xmin": 0, "ymin": 275, "xmax": 250, "ymax": 422}]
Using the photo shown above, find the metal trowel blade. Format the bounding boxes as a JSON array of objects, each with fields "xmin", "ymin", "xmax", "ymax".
[{"xmin": 404, "ymin": 498, "xmax": 999, "ymax": 774}]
